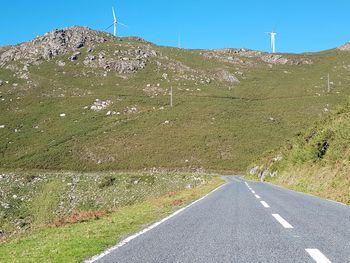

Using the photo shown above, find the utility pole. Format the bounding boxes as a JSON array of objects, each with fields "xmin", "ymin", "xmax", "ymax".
[
  {"xmin": 327, "ymin": 73, "xmax": 331, "ymax": 93},
  {"xmin": 170, "ymin": 87, "xmax": 173, "ymax": 107}
]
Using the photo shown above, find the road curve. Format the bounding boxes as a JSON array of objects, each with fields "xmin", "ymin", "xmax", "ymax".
[{"xmin": 87, "ymin": 176, "xmax": 350, "ymax": 263}]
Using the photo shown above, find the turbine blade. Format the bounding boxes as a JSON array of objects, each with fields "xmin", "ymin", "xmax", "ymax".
[
  {"xmin": 105, "ymin": 22, "xmax": 115, "ymax": 30},
  {"xmin": 117, "ymin": 21, "xmax": 128, "ymax": 27},
  {"xmin": 112, "ymin": 7, "xmax": 116, "ymax": 21}
]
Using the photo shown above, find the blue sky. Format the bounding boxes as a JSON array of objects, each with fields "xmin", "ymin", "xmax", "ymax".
[{"xmin": 0, "ymin": 0, "xmax": 349, "ymax": 53}]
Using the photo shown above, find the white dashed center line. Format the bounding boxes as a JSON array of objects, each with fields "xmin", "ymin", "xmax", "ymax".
[
  {"xmin": 305, "ymin": 249, "xmax": 332, "ymax": 263},
  {"xmin": 242, "ymin": 181, "xmax": 333, "ymax": 263},
  {"xmin": 272, "ymin": 214, "xmax": 293, "ymax": 229},
  {"xmin": 260, "ymin": 201, "xmax": 270, "ymax": 208}
]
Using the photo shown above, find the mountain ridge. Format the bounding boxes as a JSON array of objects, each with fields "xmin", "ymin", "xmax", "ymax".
[{"xmin": 2, "ymin": 26, "xmax": 350, "ymax": 54}]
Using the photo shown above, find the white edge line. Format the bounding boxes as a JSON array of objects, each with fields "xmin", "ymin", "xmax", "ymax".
[
  {"xmin": 261, "ymin": 181, "xmax": 347, "ymax": 207},
  {"xmin": 230, "ymin": 177, "xmax": 243, "ymax": 183},
  {"xmin": 84, "ymin": 183, "xmax": 227, "ymax": 263},
  {"xmin": 272, "ymin": 214, "xmax": 293, "ymax": 229},
  {"xmin": 260, "ymin": 201, "xmax": 270, "ymax": 208},
  {"xmin": 242, "ymin": 177, "xmax": 347, "ymax": 206},
  {"xmin": 305, "ymin": 249, "xmax": 332, "ymax": 263}
]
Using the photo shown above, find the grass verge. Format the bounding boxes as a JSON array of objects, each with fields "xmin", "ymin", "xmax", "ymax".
[
  {"xmin": 264, "ymin": 165, "xmax": 350, "ymax": 205},
  {"xmin": 246, "ymin": 104, "xmax": 350, "ymax": 205},
  {"xmin": 0, "ymin": 176, "xmax": 224, "ymax": 263}
]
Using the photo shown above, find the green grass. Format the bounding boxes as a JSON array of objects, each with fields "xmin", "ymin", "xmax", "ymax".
[
  {"xmin": 0, "ymin": 176, "xmax": 224, "ymax": 263},
  {"xmin": 30, "ymin": 180, "xmax": 66, "ymax": 225},
  {"xmin": 2, "ymin": 36, "xmax": 350, "ymax": 172}
]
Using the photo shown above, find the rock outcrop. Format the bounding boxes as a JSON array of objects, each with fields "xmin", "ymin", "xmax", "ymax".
[
  {"xmin": 215, "ymin": 70, "xmax": 240, "ymax": 84},
  {"xmin": 0, "ymin": 26, "xmax": 108, "ymax": 67},
  {"xmin": 261, "ymin": 54, "xmax": 312, "ymax": 65},
  {"xmin": 338, "ymin": 42, "xmax": 350, "ymax": 51},
  {"xmin": 0, "ymin": 26, "xmax": 159, "ymax": 76},
  {"xmin": 249, "ymin": 155, "xmax": 282, "ymax": 182},
  {"xmin": 202, "ymin": 48, "xmax": 312, "ymax": 66},
  {"xmin": 83, "ymin": 48, "xmax": 156, "ymax": 74}
]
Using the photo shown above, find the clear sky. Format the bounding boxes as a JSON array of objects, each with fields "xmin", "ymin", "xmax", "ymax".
[{"xmin": 0, "ymin": 0, "xmax": 349, "ymax": 53}]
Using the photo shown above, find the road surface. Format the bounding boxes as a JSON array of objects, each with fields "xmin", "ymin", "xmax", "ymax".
[{"xmin": 87, "ymin": 176, "xmax": 350, "ymax": 263}]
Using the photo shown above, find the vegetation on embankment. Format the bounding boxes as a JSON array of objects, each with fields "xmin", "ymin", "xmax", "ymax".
[
  {"xmin": 0, "ymin": 171, "xmax": 223, "ymax": 262},
  {"xmin": 247, "ymin": 104, "xmax": 350, "ymax": 205},
  {"xmin": 0, "ymin": 170, "xmax": 220, "ymax": 237}
]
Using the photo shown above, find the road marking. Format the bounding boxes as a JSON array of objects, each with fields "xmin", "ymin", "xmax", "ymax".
[
  {"xmin": 245, "ymin": 182, "xmax": 249, "ymax": 186},
  {"xmin": 230, "ymin": 177, "xmax": 242, "ymax": 183},
  {"xmin": 305, "ymin": 249, "xmax": 332, "ymax": 263},
  {"xmin": 260, "ymin": 201, "xmax": 270, "ymax": 208},
  {"xmin": 272, "ymin": 214, "xmax": 293, "ymax": 228},
  {"xmin": 264, "ymin": 181, "xmax": 347, "ymax": 206},
  {"xmin": 255, "ymin": 194, "xmax": 261, "ymax": 199},
  {"xmin": 251, "ymin": 190, "xmax": 255, "ymax": 194},
  {"xmin": 85, "ymin": 183, "xmax": 226, "ymax": 263}
]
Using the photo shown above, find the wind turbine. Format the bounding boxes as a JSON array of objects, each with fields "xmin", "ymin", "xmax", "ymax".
[
  {"xmin": 267, "ymin": 31, "xmax": 277, "ymax": 53},
  {"xmin": 106, "ymin": 7, "xmax": 127, "ymax": 37}
]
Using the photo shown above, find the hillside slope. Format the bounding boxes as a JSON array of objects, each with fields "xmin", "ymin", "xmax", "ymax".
[
  {"xmin": 1, "ymin": 26, "xmax": 350, "ymax": 171},
  {"xmin": 248, "ymin": 104, "xmax": 350, "ymax": 204}
]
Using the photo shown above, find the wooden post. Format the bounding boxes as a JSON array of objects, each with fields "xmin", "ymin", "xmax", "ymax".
[
  {"xmin": 170, "ymin": 87, "xmax": 173, "ymax": 107},
  {"xmin": 327, "ymin": 73, "xmax": 330, "ymax": 93}
]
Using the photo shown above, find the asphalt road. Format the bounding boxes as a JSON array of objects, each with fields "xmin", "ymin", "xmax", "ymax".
[{"xmin": 87, "ymin": 176, "xmax": 350, "ymax": 263}]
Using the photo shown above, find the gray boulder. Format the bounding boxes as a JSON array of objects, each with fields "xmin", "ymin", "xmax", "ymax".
[
  {"xmin": 249, "ymin": 166, "xmax": 260, "ymax": 176},
  {"xmin": 69, "ymin": 52, "xmax": 81, "ymax": 61},
  {"xmin": 57, "ymin": 60, "xmax": 66, "ymax": 67},
  {"xmin": 216, "ymin": 70, "xmax": 240, "ymax": 84}
]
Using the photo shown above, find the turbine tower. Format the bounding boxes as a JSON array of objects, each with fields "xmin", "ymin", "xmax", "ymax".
[
  {"xmin": 269, "ymin": 31, "xmax": 277, "ymax": 53},
  {"xmin": 106, "ymin": 7, "xmax": 127, "ymax": 37}
]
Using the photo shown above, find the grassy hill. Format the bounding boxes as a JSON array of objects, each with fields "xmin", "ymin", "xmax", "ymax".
[
  {"xmin": 247, "ymin": 104, "xmax": 350, "ymax": 204},
  {"xmin": 1, "ymin": 27, "xmax": 350, "ymax": 172},
  {"xmin": 1, "ymin": 26, "xmax": 350, "ymax": 261}
]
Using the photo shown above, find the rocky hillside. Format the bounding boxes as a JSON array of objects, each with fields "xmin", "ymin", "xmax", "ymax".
[
  {"xmin": 0, "ymin": 27, "xmax": 315, "ymax": 85},
  {"xmin": 0, "ymin": 27, "xmax": 159, "ymax": 79},
  {"xmin": 1, "ymin": 26, "xmax": 350, "ymax": 171}
]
